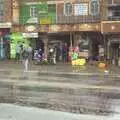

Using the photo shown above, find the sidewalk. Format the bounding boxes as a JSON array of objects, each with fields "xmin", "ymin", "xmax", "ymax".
[
  {"xmin": 0, "ymin": 60, "xmax": 120, "ymax": 75},
  {"xmin": 0, "ymin": 104, "xmax": 118, "ymax": 120}
]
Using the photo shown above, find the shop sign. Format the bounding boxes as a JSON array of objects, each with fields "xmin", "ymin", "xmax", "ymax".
[
  {"xmin": 40, "ymin": 17, "xmax": 52, "ymax": 24},
  {"xmin": 22, "ymin": 33, "xmax": 38, "ymax": 38},
  {"xmin": 39, "ymin": 4, "xmax": 56, "ymax": 24},
  {"xmin": 40, "ymin": 25, "xmax": 49, "ymax": 32},
  {"xmin": 49, "ymin": 25, "xmax": 60, "ymax": 32},
  {"xmin": 26, "ymin": 17, "xmax": 38, "ymax": 24},
  {"xmin": 25, "ymin": 25, "xmax": 37, "ymax": 32},
  {"xmin": 0, "ymin": 22, "xmax": 12, "ymax": 28}
]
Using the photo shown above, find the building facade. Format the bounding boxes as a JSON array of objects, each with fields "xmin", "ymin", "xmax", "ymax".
[
  {"xmin": 0, "ymin": 0, "xmax": 12, "ymax": 59},
  {"xmin": 101, "ymin": 0, "xmax": 120, "ymax": 65},
  {"xmin": 11, "ymin": 0, "xmax": 120, "ymax": 65}
]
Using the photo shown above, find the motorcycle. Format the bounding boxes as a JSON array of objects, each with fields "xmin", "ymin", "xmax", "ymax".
[
  {"xmin": 48, "ymin": 48, "xmax": 56, "ymax": 65},
  {"xmin": 34, "ymin": 50, "xmax": 43, "ymax": 64}
]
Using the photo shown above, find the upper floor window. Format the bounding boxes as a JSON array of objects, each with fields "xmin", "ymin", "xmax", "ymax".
[
  {"xmin": 30, "ymin": 6, "xmax": 37, "ymax": 17},
  {"xmin": 74, "ymin": 4, "xmax": 88, "ymax": 16},
  {"xmin": 90, "ymin": 0, "xmax": 100, "ymax": 16},
  {"xmin": 64, "ymin": 2, "xmax": 73, "ymax": 16},
  {"xmin": 0, "ymin": 0, "xmax": 4, "ymax": 18},
  {"xmin": 0, "ymin": 10, "xmax": 3, "ymax": 16},
  {"xmin": 48, "ymin": 4, "xmax": 56, "ymax": 12},
  {"xmin": 0, "ymin": 0, "xmax": 3, "ymax": 3}
]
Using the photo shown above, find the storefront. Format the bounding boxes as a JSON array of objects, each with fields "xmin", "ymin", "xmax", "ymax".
[
  {"xmin": 0, "ymin": 22, "xmax": 12, "ymax": 60},
  {"xmin": 106, "ymin": 34, "xmax": 120, "ymax": 66},
  {"xmin": 22, "ymin": 32, "xmax": 39, "ymax": 50},
  {"xmin": 101, "ymin": 21, "xmax": 120, "ymax": 66}
]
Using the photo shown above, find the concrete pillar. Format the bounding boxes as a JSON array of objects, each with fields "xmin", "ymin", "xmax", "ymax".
[
  {"xmin": 101, "ymin": 0, "xmax": 108, "ymax": 21},
  {"xmin": 88, "ymin": 37, "xmax": 92, "ymax": 57},
  {"xmin": 12, "ymin": 0, "xmax": 20, "ymax": 23},
  {"xmin": 73, "ymin": 33, "xmax": 81, "ymax": 47},
  {"xmin": 43, "ymin": 36, "xmax": 48, "ymax": 61}
]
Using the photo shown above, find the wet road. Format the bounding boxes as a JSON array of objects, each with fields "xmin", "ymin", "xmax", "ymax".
[{"xmin": 0, "ymin": 70, "xmax": 120, "ymax": 117}]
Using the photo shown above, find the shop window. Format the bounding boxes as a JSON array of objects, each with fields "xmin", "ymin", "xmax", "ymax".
[
  {"xmin": 0, "ymin": 10, "xmax": 3, "ymax": 16},
  {"xmin": 64, "ymin": 2, "xmax": 73, "ymax": 16},
  {"xmin": 90, "ymin": 0, "xmax": 100, "ymax": 16},
  {"xmin": 0, "ymin": 0, "xmax": 4, "ymax": 17},
  {"xmin": 48, "ymin": 4, "xmax": 56, "ymax": 12}
]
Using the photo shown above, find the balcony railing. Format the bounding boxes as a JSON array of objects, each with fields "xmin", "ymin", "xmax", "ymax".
[
  {"xmin": 18, "ymin": 15, "xmax": 101, "ymax": 25},
  {"xmin": 108, "ymin": 16, "xmax": 120, "ymax": 21},
  {"xmin": 57, "ymin": 15, "xmax": 101, "ymax": 24}
]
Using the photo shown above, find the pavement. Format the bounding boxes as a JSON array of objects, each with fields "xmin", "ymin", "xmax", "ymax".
[
  {"xmin": 0, "ymin": 103, "xmax": 119, "ymax": 120},
  {"xmin": 0, "ymin": 60, "xmax": 120, "ymax": 75}
]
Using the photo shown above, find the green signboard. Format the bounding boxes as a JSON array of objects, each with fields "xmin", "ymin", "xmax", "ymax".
[
  {"xmin": 10, "ymin": 32, "xmax": 29, "ymax": 59},
  {"xmin": 20, "ymin": 3, "xmax": 56, "ymax": 24}
]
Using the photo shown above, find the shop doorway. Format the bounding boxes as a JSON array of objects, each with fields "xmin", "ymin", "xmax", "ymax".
[
  {"xmin": 48, "ymin": 32, "xmax": 71, "ymax": 62},
  {"xmin": 111, "ymin": 43, "xmax": 119, "ymax": 65},
  {"xmin": 0, "ymin": 28, "xmax": 10, "ymax": 60}
]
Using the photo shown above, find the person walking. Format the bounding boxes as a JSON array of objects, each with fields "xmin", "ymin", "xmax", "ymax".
[
  {"xmin": 21, "ymin": 48, "xmax": 29, "ymax": 72},
  {"xmin": 27, "ymin": 44, "xmax": 33, "ymax": 62},
  {"xmin": 62, "ymin": 43, "xmax": 68, "ymax": 63}
]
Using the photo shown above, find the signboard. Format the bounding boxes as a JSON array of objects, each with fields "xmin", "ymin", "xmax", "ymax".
[
  {"xmin": 26, "ymin": 17, "xmax": 38, "ymax": 24},
  {"xmin": 0, "ymin": 22, "xmax": 12, "ymax": 28},
  {"xmin": 22, "ymin": 33, "xmax": 38, "ymax": 38},
  {"xmin": 74, "ymin": 4, "xmax": 88, "ymax": 16},
  {"xmin": 10, "ymin": 43, "xmax": 16, "ymax": 59},
  {"xmin": 10, "ymin": 32, "xmax": 24, "ymax": 59},
  {"xmin": 25, "ymin": 25, "xmax": 37, "ymax": 32},
  {"xmin": 40, "ymin": 17, "xmax": 52, "ymax": 24},
  {"xmin": 40, "ymin": 25, "xmax": 49, "ymax": 32},
  {"xmin": 39, "ymin": 4, "xmax": 56, "ymax": 24},
  {"xmin": 20, "ymin": 3, "xmax": 56, "ymax": 24},
  {"xmin": 79, "ymin": 51, "xmax": 89, "ymax": 58}
]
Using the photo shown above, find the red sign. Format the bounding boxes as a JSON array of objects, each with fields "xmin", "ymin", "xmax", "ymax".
[{"xmin": 0, "ymin": 29, "xmax": 10, "ymax": 36}]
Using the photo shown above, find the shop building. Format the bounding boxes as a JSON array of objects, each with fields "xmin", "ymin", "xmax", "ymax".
[
  {"xmin": 0, "ymin": 0, "xmax": 12, "ymax": 59},
  {"xmin": 101, "ymin": 0, "xmax": 120, "ymax": 66},
  {"xmin": 11, "ymin": 0, "xmax": 120, "ymax": 64},
  {"xmin": 14, "ymin": 0, "xmax": 102, "ymax": 61}
]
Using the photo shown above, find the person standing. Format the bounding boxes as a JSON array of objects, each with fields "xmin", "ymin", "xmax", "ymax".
[
  {"xmin": 16, "ymin": 42, "xmax": 21, "ymax": 62},
  {"xmin": 27, "ymin": 44, "xmax": 33, "ymax": 62},
  {"xmin": 21, "ymin": 48, "xmax": 29, "ymax": 72},
  {"xmin": 62, "ymin": 43, "xmax": 68, "ymax": 63}
]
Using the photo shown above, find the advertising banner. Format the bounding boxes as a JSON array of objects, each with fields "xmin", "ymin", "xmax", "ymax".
[
  {"xmin": 40, "ymin": 17, "xmax": 52, "ymax": 25},
  {"xmin": 10, "ymin": 32, "xmax": 29, "ymax": 59}
]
